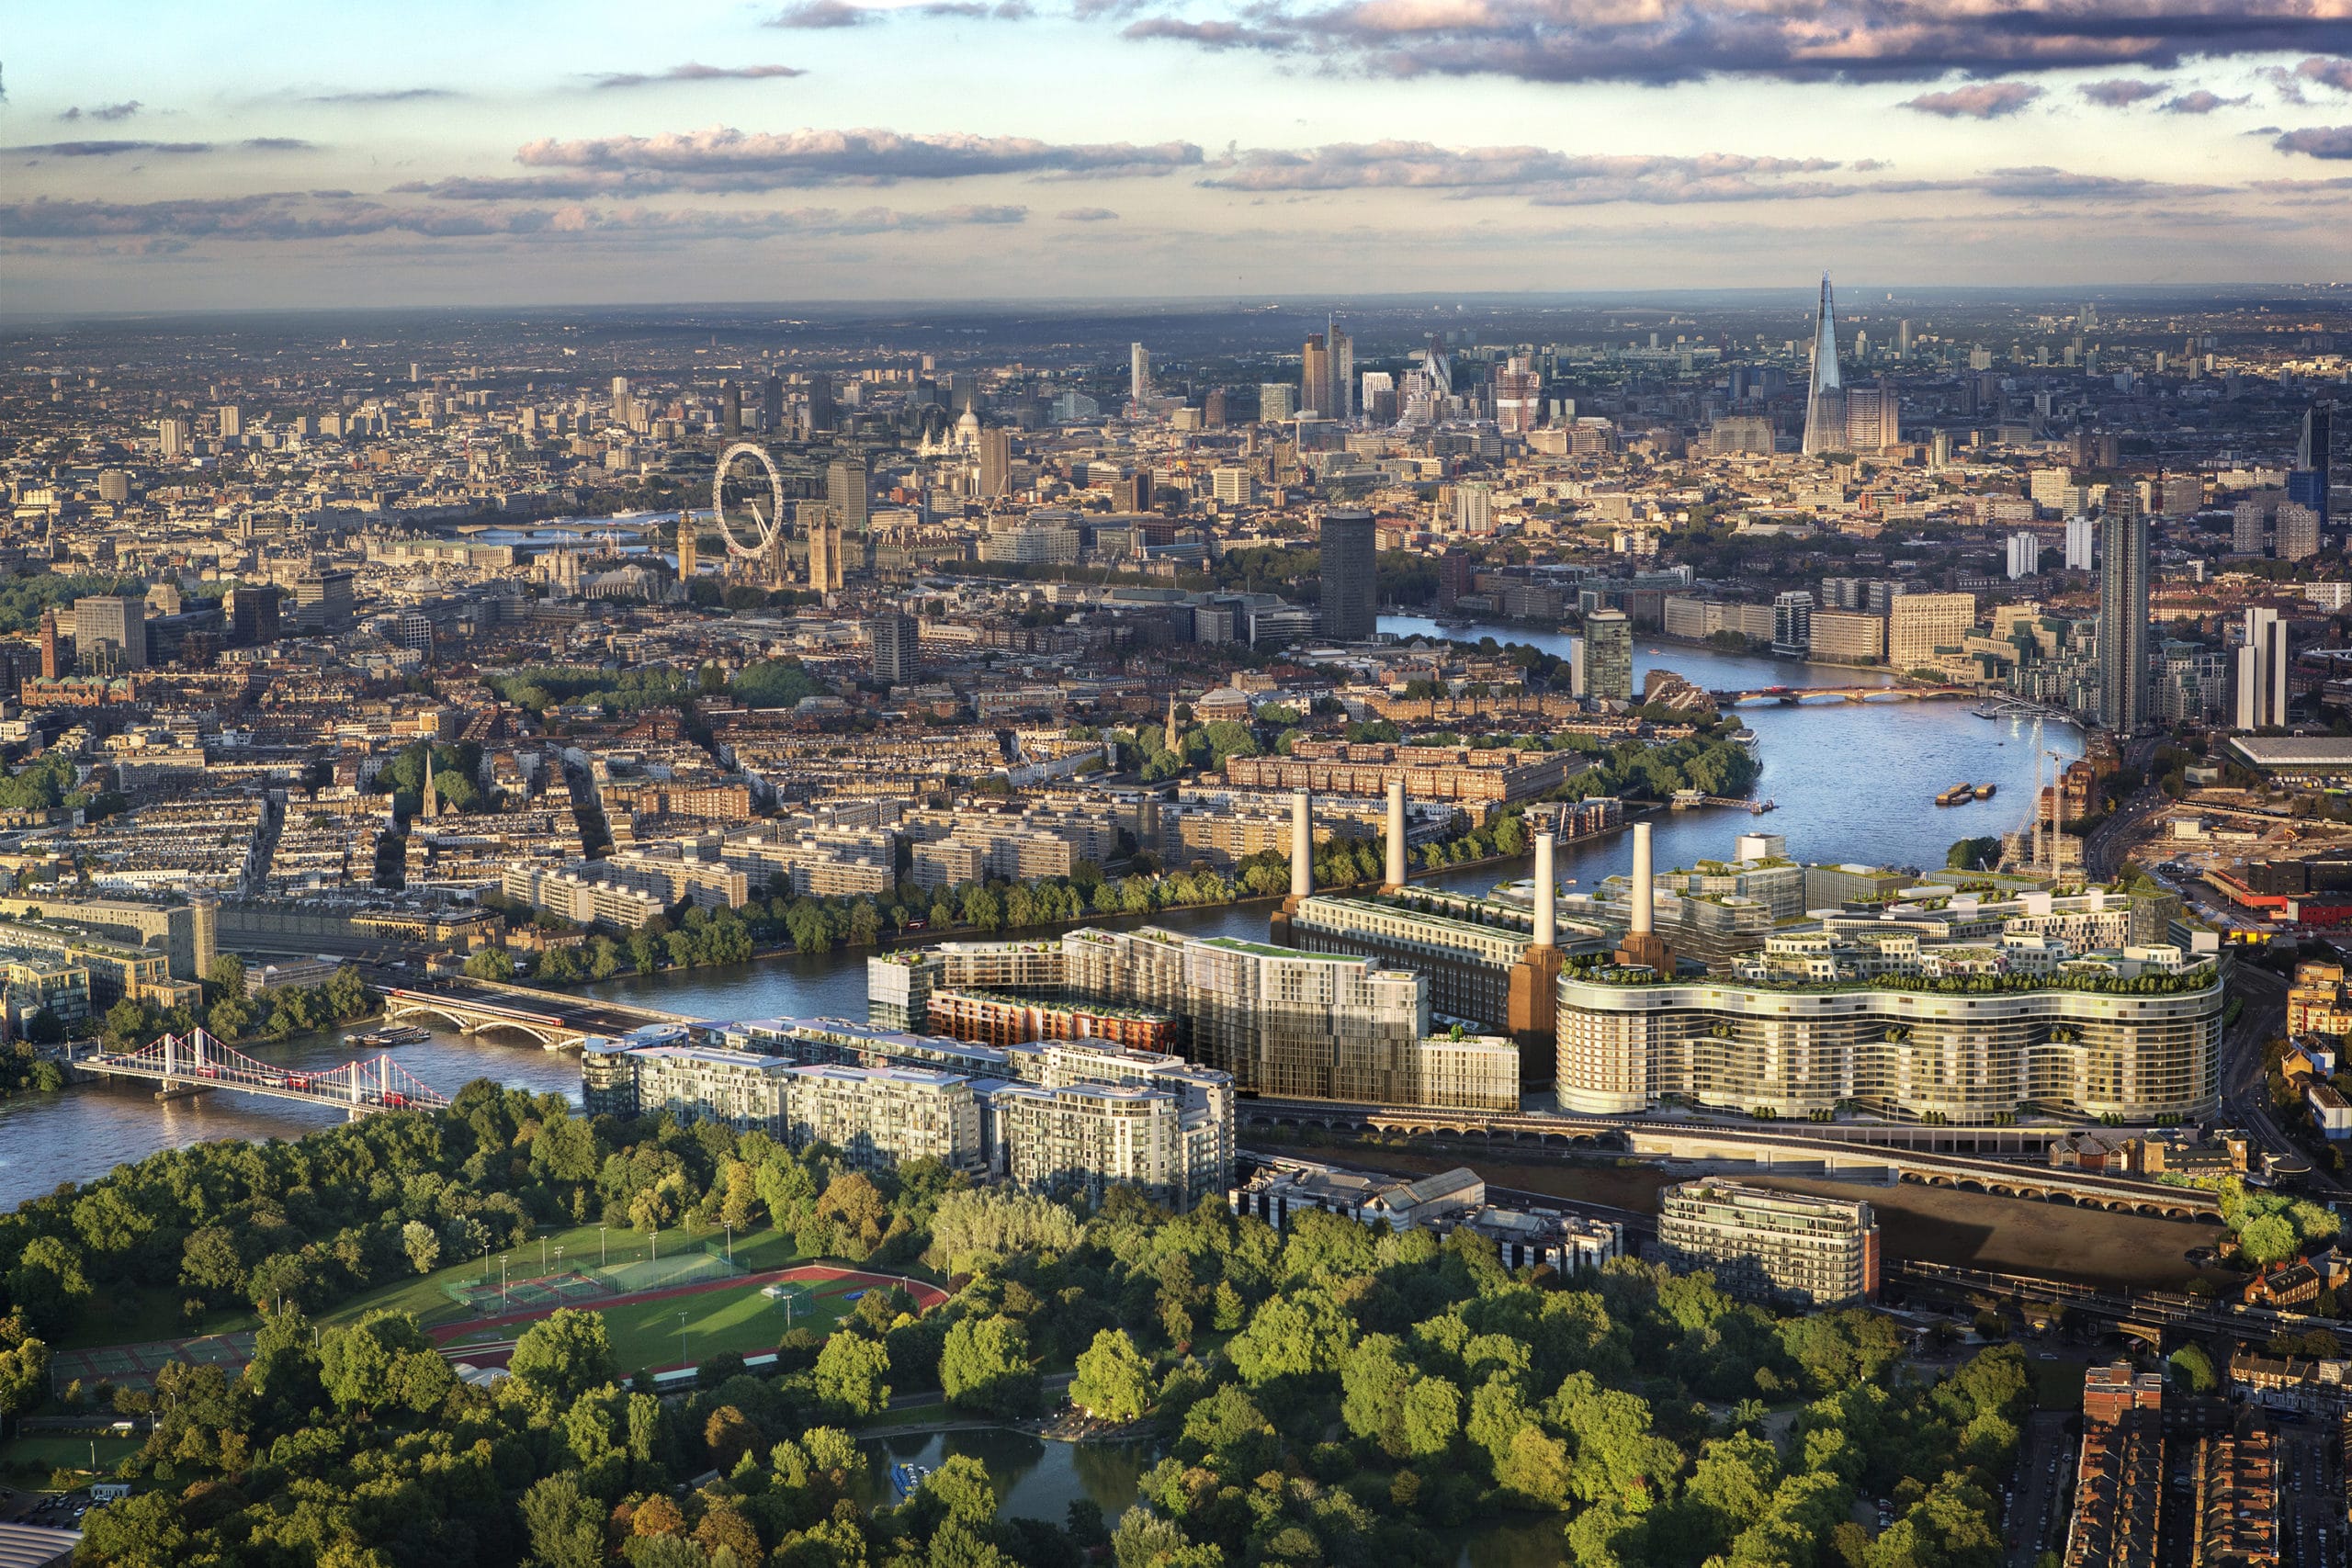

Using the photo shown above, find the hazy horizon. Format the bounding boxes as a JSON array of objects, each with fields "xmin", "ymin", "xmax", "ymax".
[{"xmin": 7, "ymin": 1, "xmax": 2352, "ymax": 312}]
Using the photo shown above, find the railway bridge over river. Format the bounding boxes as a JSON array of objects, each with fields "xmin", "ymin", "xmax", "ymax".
[
  {"xmin": 380, "ymin": 979, "xmax": 707, "ymax": 1051},
  {"xmin": 1240, "ymin": 1099, "xmax": 2220, "ymax": 1220}
]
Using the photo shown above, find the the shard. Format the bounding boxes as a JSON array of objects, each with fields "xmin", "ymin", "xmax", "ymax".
[{"xmin": 1801, "ymin": 273, "xmax": 1846, "ymax": 456}]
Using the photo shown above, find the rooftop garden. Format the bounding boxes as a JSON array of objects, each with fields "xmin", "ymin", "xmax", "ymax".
[{"xmin": 1562, "ymin": 954, "xmax": 2222, "ymax": 998}]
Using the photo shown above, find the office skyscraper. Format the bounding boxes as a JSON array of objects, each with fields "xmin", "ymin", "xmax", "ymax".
[
  {"xmin": 720, "ymin": 380, "xmax": 741, "ymax": 438},
  {"xmin": 806, "ymin": 372, "xmax": 835, "ymax": 433},
  {"xmin": 1328, "ymin": 320, "xmax": 1353, "ymax": 419},
  {"xmin": 1318, "ymin": 510, "xmax": 1377, "ymax": 641},
  {"xmin": 1493, "ymin": 357, "xmax": 1542, "ymax": 435},
  {"xmin": 1800, "ymin": 275, "xmax": 1845, "ymax": 457},
  {"xmin": 2098, "ymin": 501, "xmax": 2150, "ymax": 735},
  {"xmin": 74, "ymin": 592, "xmax": 146, "ymax": 671},
  {"xmin": 827, "ymin": 457, "xmax": 868, "ymax": 533},
  {"xmin": 1300, "ymin": 334, "xmax": 1330, "ymax": 417},
  {"xmin": 761, "ymin": 375, "xmax": 783, "ymax": 432},
  {"xmin": 977, "ymin": 426, "xmax": 1012, "ymax": 499},
  {"xmin": 1843, "ymin": 381, "xmax": 1899, "ymax": 452},
  {"xmin": 2292, "ymin": 402, "xmax": 2333, "ymax": 527},
  {"xmin": 1129, "ymin": 343, "xmax": 1151, "ymax": 403},
  {"xmin": 1584, "ymin": 610, "xmax": 1634, "ymax": 702},
  {"xmin": 610, "ymin": 376, "xmax": 630, "ymax": 423},
  {"xmin": 2236, "ymin": 606, "xmax": 2288, "ymax": 729}
]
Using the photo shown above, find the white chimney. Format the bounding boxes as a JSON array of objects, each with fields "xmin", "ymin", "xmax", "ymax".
[
  {"xmin": 1291, "ymin": 790, "xmax": 1313, "ymax": 899},
  {"xmin": 1385, "ymin": 779, "xmax": 1407, "ymax": 888},
  {"xmin": 1533, "ymin": 825, "xmax": 1556, "ymax": 948},
  {"xmin": 1630, "ymin": 820, "xmax": 1655, "ymax": 936}
]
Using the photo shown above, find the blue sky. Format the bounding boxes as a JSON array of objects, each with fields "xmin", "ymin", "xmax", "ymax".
[{"xmin": 5, "ymin": 0, "xmax": 2351, "ymax": 310}]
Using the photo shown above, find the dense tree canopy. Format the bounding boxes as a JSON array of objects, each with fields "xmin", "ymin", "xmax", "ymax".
[{"xmin": 27, "ymin": 1071, "xmax": 2035, "ymax": 1568}]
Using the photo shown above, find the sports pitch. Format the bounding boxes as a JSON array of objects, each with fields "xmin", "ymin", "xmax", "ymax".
[{"xmin": 598, "ymin": 1275, "xmax": 867, "ymax": 1373}]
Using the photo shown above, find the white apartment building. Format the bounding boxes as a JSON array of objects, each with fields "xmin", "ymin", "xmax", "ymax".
[{"xmin": 1654, "ymin": 1181, "xmax": 1879, "ymax": 1307}]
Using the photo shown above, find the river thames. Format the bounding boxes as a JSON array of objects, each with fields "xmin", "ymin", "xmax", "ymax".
[{"xmin": 0, "ymin": 623, "xmax": 2081, "ymax": 1213}]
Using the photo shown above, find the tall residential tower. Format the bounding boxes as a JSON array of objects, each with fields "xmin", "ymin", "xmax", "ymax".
[{"xmin": 2098, "ymin": 496, "xmax": 2151, "ymax": 734}]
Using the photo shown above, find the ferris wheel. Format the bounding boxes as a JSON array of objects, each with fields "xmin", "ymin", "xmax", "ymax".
[{"xmin": 711, "ymin": 442, "xmax": 786, "ymax": 559}]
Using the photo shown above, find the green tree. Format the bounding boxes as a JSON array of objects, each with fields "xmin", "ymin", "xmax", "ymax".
[
  {"xmin": 520, "ymin": 1472, "xmax": 606, "ymax": 1568},
  {"xmin": 317, "ymin": 1310, "xmax": 453, "ymax": 1416},
  {"xmin": 2167, "ymin": 1343, "xmax": 2218, "ymax": 1394},
  {"xmin": 940, "ymin": 1314, "xmax": 1035, "ymax": 1416},
  {"xmin": 1071, "ymin": 1328, "xmax": 1152, "ymax": 1421},
  {"xmin": 815, "ymin": 1331, "xmax": 891, "ymax": 1416},
  {"xmin": 206, "ymin": 953, "xmax": 247, "ymax": 1002},
  {"xmin": 509, "ymin": 1308, "xmax": 618, "ymax": 1404},
  {"xmin": 463, "ymin": 946, "xmax": 516, "ymax": 981},
  {"xmin": 399, "ymin": 1220, "xmax": 440, "ymax": 1275}
]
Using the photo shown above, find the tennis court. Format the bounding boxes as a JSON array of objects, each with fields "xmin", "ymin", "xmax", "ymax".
[{"xmin": 48, "ymin": 1330, "xmax": 258, "ymax": 1393}]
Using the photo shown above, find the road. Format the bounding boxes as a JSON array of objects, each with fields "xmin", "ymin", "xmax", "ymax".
[
  {"xmin": 2005, "ymin": 1409, "xmax": 2074, "ymax": 1567},
  {"xmin": 2279, "ymin": 1418, "xmax": 2343, "ymax": 1568},
  {"xmin": 2223, "ymin": 964, "xmax": 2342, "ymax": 1193},
  {"xmin": 2083, "ymin": 780, "xmax": 2168, "ymax": 880}
]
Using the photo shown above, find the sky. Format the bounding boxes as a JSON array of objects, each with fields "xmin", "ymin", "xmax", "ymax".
[{"xmin": 4, "ymin": 0, "xmax": 2352, "ymax": 312}]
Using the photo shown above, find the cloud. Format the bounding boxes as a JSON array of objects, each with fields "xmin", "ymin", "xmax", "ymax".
[
  {"xmin": 1973, "ymin": 164, "xmax": 2229, "ymax": 198},
  {"xmin": 59, "ymin": 100, "xmax": 142, "ymax": 123},
  {"xmin": 2162, "ymin": 89, "xmax": 2245, "ymax": 113},
  {"xmin": 1902, "ymin": 82, "xmax": 2043, "ymax": 118},
  {"xmin": 1057, "ymin": 205, "xmax": 1119, "ymax": 220},
  {"xmin": 1122, "ymin": 17, "xmax": 1293, "ymax": 49},
  {"xmin": 1109, "ymin": 1, "xmax": 2352, "ymax": 85},
  {"xmin": 0, "ymin": 191, "xmax": 1027, "ymax": 244},
  {"xmin": 920, "ymin": 2, "xmax": 1035, "ymax": 16},
  {"xmin": 6, "ymin": 140, "xmax": 216, "ymax": 157},
  {"xmin": 1199, "ymin": 141, "xmax": 1844, "ymax": 204},
  {"xmin": 2294, "ymin": 55, "xmax": 2352, "ymax": 91},
  {"xmin": 1188, "ymin": 139, "xmax": 2230, "ymax": 206},
  {"xmin": 589, "ymin": 63, "xmax": 808, "ymax": 90},
  {"xmin": 7, "ymin": 137, "xmax": 314, "ymax": 159},
  {"xmin": 2079, "ymin": 78, "xmax": 2164, "ymax": 107},
  {"xmin": 469, "ymin": 126, "xmax": 1204, "ymax": 196},
  {"xmin": 2276, "ymin": 124, "xmax": 2352, "ymax": 156},
  {"xmin": 767, "ymin": 0, "xmax": 871, "ymax": 27},
  {"xmin": 302, "ymin": 87, "xmax": 458, "ymax": 104}
]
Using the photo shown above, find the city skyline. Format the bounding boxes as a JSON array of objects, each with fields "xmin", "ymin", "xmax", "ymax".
[{"xmin": 5, "ymin": 1, "xmax": 2352, "ymax": 311}]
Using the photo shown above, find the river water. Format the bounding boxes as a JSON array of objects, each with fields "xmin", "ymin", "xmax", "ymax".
[{"xmin": 0, "ymin": 621, "xmax": 2080, "ymax": 1213}]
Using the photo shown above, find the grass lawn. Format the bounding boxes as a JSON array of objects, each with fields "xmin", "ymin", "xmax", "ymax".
[
  {"xmin": 597, "ymin": 1276, "xmax": 861, "ymax": 1375},
  {"xmin": 0, "ymin": 1435, "xmax": 141, "ymax": 1482},
  {"xmin": 319, "ymin": 1221, "xmax": 787, "ymax": 1329}
]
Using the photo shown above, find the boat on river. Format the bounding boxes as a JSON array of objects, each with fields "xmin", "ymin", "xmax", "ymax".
[
  {"xmin": 1935, "ymin": 784, "xmax": 1976, "ymax": 807},
  {"xmin": 344, "ymin": 1024, "xmax": 430, "ymax": 1048},
  {"xmin": 1973, "ymin": 783, "xmax": 1996, "ymax": 800},
  {"xmin": 889, "ymin": 1463, "xmax": 932, "ymax": 1504}
]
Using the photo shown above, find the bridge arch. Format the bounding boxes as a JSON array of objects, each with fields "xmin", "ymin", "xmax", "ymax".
[{"xmin": 381, "ymin": 998, "xmax": 575, "ymax": 1048}]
